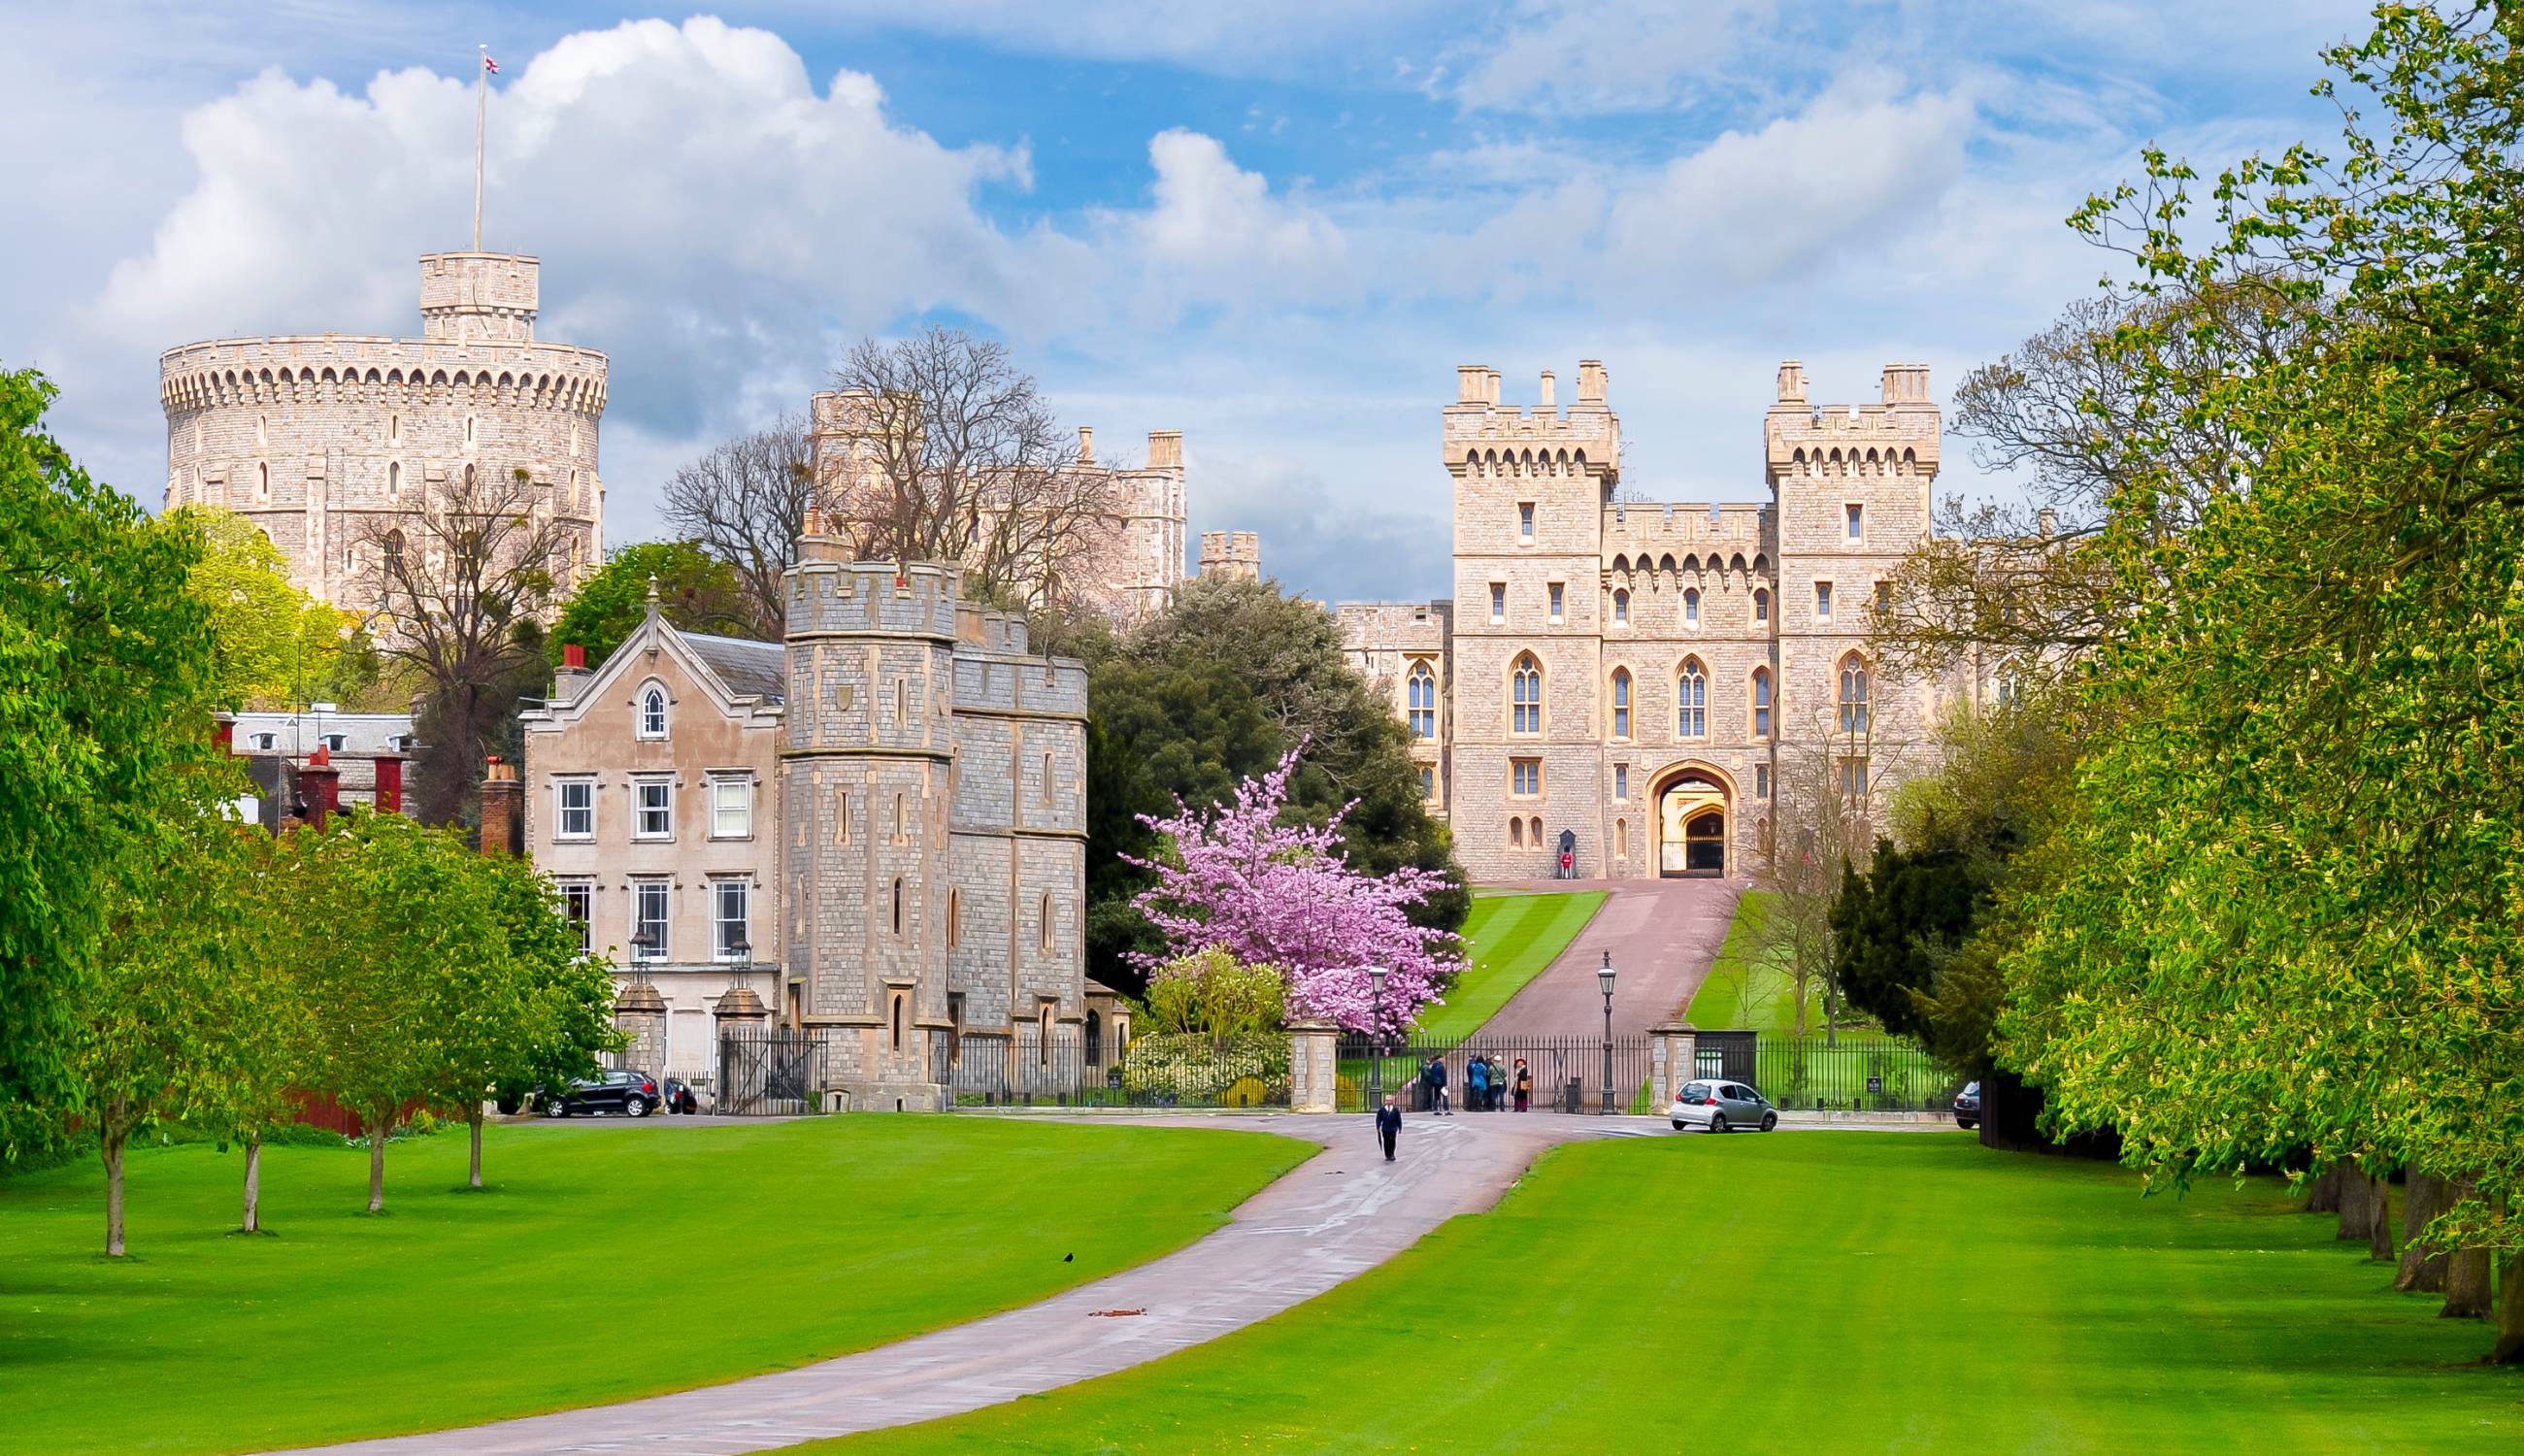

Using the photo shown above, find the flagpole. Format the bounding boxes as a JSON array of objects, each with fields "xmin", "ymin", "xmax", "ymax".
[{"xmin": 472, "ymin": 45, "xmax": 487, "ymax": 250}]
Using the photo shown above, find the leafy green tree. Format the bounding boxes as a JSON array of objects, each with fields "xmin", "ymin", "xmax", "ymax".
[
  {"xmin": 1986, "ymin": 4, "xmax": 2524, "ymax": 1359},
  {"xmin": 73, "ymin": 813, "xmax": 273, "ymax": 1254},
  {"xmin": 449, "ymin": 850, "xmax": 622, "ymax": 1187},
  {"xmin": 283, "ymin": 811, "xmax": 497, "ymax": 1212},
  {"xmin": 176, "ymin": 505, "xmax": 372, "ymax": 710},
  {"xmin": 1136, "ymin": 946, "xmax": 1287, "ymax": 1047},
  {"xmin": 0, "ymin": 367, "xmax": 219, "ymax": 1153},
  {"xmin": 548, "ymin": 540, "xmax": 756, "ymax": 672}
]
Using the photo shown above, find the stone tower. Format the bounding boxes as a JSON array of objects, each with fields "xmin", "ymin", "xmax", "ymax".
[
  {"xmin": 1197, "ymin": 530, "xmax": 1260, "ymax": 580},
  {"xmin": 780, "ymin": 514, "xmax": 960, "ymax": 1109},
  {"xmin": 158, "ymin": 249, "xmax": 605, "ymax": 616},
  {"xmin": 1445, "ymin": 362, "xmax": 1620, "ymax": 876}
]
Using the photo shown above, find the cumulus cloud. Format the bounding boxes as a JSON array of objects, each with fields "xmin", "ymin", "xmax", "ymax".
[
  {"xmin": 1105, "ymin": 130, "xmax": 1350, "ymax": 313},
  {"xmin": 1446, "ymin": 0, "xmax": 1789, "ymax": 116}
]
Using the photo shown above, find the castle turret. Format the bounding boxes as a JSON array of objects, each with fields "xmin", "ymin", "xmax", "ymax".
[
  {"xmin": 418, "ymin": 251, "xmax": 540, "ymax": 343},
  {"xmin": 1198, "ymin": 530, "xmax": 1260, "ymax": 581}
]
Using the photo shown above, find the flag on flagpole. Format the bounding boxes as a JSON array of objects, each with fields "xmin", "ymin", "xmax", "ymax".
[{"xmin": 482, "ymin": 53, "xmax": 498, "ymax": 74}]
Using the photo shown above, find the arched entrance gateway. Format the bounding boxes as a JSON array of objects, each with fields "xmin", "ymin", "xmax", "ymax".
[{"xmin": 1653, "ymin": 767, "xmax": 1732, "ymax": 878}]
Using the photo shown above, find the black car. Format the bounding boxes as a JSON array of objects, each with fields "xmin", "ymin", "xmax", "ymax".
[
  {"xmin": 1953, "ymin": 1079, "xmax": 1983, "ymax": 1131},
  {"xmin": 662, "ymin": 1077, "xmax": 701, "ymax": 1115},
  {"xmin": 545, "ymin": 1069, "xmax": 660, "ymax": 1118}
]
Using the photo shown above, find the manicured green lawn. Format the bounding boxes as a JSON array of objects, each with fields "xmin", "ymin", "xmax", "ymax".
[
  {"xmin": 1417, "ymin": 889, "xmax": 1606, "ymax": 1040},
  {"xmin": 1686, "ymin": 890, "xmax": 1895, "ymax": 1042},
  {"xmin": 817, "ymin": 1134, "xmax": 2522, "ymax": 1454},
  {"xmin": 0, "ymin": 1117, "xmax": 1305, "ymax": 1455}
]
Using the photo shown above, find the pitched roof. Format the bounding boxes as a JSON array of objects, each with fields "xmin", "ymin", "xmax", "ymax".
[{"xmin": 682, "ymin": 633, "xmax": 785, "ymax": 704}]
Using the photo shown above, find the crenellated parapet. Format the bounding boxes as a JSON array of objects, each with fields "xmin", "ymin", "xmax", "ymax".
[
  {"xmin": 1763, "ymin": 359, "xmax": 1941, "ymax": 487},
  {"xmin": 1444, "ymin": 361, "xmax": 1620, "ymax": 489}
]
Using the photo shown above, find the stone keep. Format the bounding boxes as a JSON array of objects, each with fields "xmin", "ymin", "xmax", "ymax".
[
  {"xmin": 158, "ymin": 250, "xmax": 606, "ymax": 614},
  {"xmin": 780, "ymin": 514, "xmax": 1090, "ymax": 1110},
  {"xmin": 1341, "ymin": 357, "xmax": 1980, "ymax": 885}
]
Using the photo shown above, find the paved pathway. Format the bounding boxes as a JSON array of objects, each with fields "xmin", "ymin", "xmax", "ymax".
[
  {"xmin": 273, "ymin": 1112, "xmax": 1643, "ymax": 1456},
  {"xmin": 1478, "ymin": 877, "xmax": 1744, "ymax": 1040}
]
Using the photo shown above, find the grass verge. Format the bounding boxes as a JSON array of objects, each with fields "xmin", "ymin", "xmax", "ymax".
[
  {"xmin": 0, "ymin": 1116, "xmax": 1304, "ymax": 1455},
  {"xmin": 1418, "ymin": 889, "xmax": 1606, "ymax": 1041},
  {"xmin": 814, "ymin": 1133, "xmax": 2521, "ymax": 1453}
]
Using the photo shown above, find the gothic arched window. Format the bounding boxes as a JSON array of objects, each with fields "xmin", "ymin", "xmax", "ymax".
[
  {"xmin": 1611, "ymin": 667, "xmax": 1632, "ymax": 740},
  {"xmin": 1751, "ymin": 667, "xmax": 1774, "ymax": 739},
  {"xmin": 638, "ymin": 685, "xmax": 668, "ymax": 740},
  {"xmin": 1753, "ymin": 587, "xmax": 1771, "ymax": 624},
  {"xmin": 1511, "ymin": 653, "xmax": 1543, "ymax": 735},
  {"xmin": 1683, "ymin": 587, "xmax": 1700, "ymax": 626},
  {"xmin": 1677, "ymin": 659, "xmax": 1708, "ymax": 739},
  {"xmin": 1408, "ymin": 662, "xmax": 1437, "ymax": 740},
  {"xmin": 1611, "ymin": 588, "xmax": 1630, "ymax": 625},
  {"xmin": 1840, "ymin": 653, "xmax": 1872, "ymax": 735}
]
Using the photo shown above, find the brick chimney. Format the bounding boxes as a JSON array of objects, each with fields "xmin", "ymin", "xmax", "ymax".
[
  {"xmin": 553, "ymin": 642, "xmax": 591, "ymax": 705},
  {"xmin": 299, "ymin": 744, "xmax": 342, "ymax": 830},
  {"xmin": 480, "ymin": 756, "xmax": 522, "ymax": 857},
  {"xmin": 374, "ymin": 754, "xmax": 404, "ymax": 815},
  {"xmin": 213, "ymin": 712, "xmax": 236, "ymax": 756}
]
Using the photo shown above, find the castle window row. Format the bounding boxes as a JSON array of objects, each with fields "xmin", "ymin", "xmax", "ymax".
[
  {"xmin": 554, "ymin": 873, "xmax": 754, "ymax": 963},
  {"xmin": 1498, "ymin": 656, "xmax": 1855, "ymax": 745},
  {"xmin": 549, "ymin": 772, "xmax": 755, "ymax": 844}
]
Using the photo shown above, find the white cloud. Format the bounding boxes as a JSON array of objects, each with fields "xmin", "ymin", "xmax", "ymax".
[
  {"xmin": 1113, "ymin": 129, "xmax": 1349, "ymax": 310},
  {"xmin": 1448, "ymin": 0, "xmax": 1788, "ymax": 116}
]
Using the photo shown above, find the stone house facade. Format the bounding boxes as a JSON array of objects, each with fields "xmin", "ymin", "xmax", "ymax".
[
  {"xmin": 1340, "ymin": 358, "xmax": 1986, "ymax": 885},
  {"xmin": 520, "ymin": 519, "xmax": 1106, "ymax": 1109},
  {"xmin": 158, "ymin": 249, "xmax": 606, "ymax": 617}
]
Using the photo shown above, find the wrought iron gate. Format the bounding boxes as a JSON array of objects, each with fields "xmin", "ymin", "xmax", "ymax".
[
  {"xmin": 1336, "ymin": 1033, "xmax": 1655, "ymax": 1114},
  {"xmin": 718, "ymin": 1027, "xmax": 827, "ymax": 1115}
]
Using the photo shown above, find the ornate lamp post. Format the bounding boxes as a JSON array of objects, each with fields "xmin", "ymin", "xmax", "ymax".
[
  {"xmin": 1598, "ymin": 951, "xmax": 1617, "ymax": 1114},
  {"xmin": 1367, "ymin": 966, "xmax": 1389, "ymax": 1106}
]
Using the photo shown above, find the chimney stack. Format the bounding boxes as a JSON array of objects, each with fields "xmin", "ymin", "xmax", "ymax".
[
  {"xmin": 299, "ymin": 744, "xmax": 342, "ymax": 830},
  {"xmin": 554, "ymin": 642, "xmax": 591, "ymax": 704},
  {"xmin": 1146, "ymin": 429, "xmax": 1182, "ymax": 470},
  {"xmin": 480, "ymin": 756, "xmax": 522, "ymax": 857},
  {"xmin": 1776, "ymin": 360, "xmax": 1808, "ymax": 404},
  {"xmin": 374, "ymin": 754, "xmax": 404, "ymax": 815},
  {"xmin": 1539, "ymin": 370, "xmax": 1556, "ymax": 409},
  {"xmin": 1575, "ymin": 360, "xmax": 1607, "ymax": 405},
  {"xmin": 1078, "ymin": 425, "xmax": 1095, "ymax": 464}
]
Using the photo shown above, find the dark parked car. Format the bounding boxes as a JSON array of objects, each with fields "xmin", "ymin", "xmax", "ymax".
[
  {"xmin": 1953, "ymin": 1080, "xmax": 1983, "ymax": 1130},
  {"xmin": 545, "ymin": 1069, "xmax": 660, "ymax": 1118},
  {"xmin": 662, "ymin": 1077, "xmax": 701, "ymax": 1115}
]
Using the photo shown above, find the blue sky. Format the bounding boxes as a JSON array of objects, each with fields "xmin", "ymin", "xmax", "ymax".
[{"xmin": 5, "ymin": 1, "xmax": 2368, "ymax": 601}]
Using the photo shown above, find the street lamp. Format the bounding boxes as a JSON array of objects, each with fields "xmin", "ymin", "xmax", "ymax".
[
  {"xmin": 1598, "ymin": 950, "xmax": 1617, "ymax": 1114},
  {"xmin": 1367, "ymin": 966, "xmax": 1388, "ymax": 1106}
]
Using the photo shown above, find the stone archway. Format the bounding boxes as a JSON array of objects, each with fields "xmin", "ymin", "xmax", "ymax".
[{"xmin": 1651, "ymin": 765, "xmax": 1735, "ymax": 878}]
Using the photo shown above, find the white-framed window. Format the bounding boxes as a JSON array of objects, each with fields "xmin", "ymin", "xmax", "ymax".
[
  {"xmin": 1518, "ymin": 502, "xmax": 1536, "ymax": 544},
  {"xmin": 1407, "ymin": 663, "xmax": 1438, "ymax": 740},
  {"xmin": 1610, "ymin": 667, "xmax": 1632, "ymax": 740},
  {"xmin": 1612, "ymin": 588, "xmax": 1629, "ymax": 625},
  {"xmin": 710, "ymin": 776, "xmax": 752, "ymax": 840},
  {"xmin": 713, "ymin": 878, "xmax": 749, "ymax": 961},
  {"xmin": 1489, "ymin": 582, "xmax": 1507, "ymax": 624},
  {"xmin": 1547, "ymin": 581, "xmax": 1565, "ymax": 623},
  {"xmin": 1815, "ymin": 581, "xmax": 1834, "ymax": 621},
  {"xmin": 1751, "ymin": 668, "xmax": 1774, "ymax": 739},
  {"xmin": 555, "ymin": 778, "xmax": 595, "ymax": 840},
  {"xmin": 1683, "ymin": 587, "xmax": 1700, "ymax": 626},
  {"xmin": 1677, "ymin": 659, "xmax": 1707, "ymax": 739},
  {"xmin": 1511, "ymin": 654, "xmax": 1544, "ymax": 735},
  {"xmin": 632, "ymin": 879, "xmax": 669, "ymax": 962},
  {"xmin": 558, "ymin": 879, "xmax": 594, "ymax": 954},
  {"xmin": 633, "ymin": 777, "xmax": 673, "ymax": 839},
  {"xmin": 1846, "ymin": 502, "xmax": 1865, "ymax": 541},
  {"xmin": 1511, "ymin": 758, "xmax": 1542, "ymax": 796},
  {"xmin": 638, "ymin": 684, "xmax": 669, "ymax": 739}
]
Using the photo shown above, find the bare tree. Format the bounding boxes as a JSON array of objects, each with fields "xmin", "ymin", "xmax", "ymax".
[
  {"xmin": 354, "ymin": 463, "xmax": 576, "ymax": 824},
  {"xmin": 821, "ymin": 326, "xmax": 1119, "ymax": 610},
  {"xmin": 660, "ymin": 414, "xmax": 814, "ymax": 639},
  {"xmin": 1755, "ymin": 701, "xmax": 1879, "ymax": 1044}
]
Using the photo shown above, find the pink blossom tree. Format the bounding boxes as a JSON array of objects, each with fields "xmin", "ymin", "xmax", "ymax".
[{"xmin": 1128, "ymin": 750, "xmax": 1459, "ymax": 1037}]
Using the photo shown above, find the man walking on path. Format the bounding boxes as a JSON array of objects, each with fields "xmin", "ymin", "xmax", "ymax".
[{"xmin": 1376, "ymin": 1095, "xmax": 1402, "ymax": 1160}]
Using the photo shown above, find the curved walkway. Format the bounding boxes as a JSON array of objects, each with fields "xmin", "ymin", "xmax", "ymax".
[
  {"xmin": 275, "ymin": 1112, "xmax": 1645, "ymax": 1456},
  {"xmin": 1478, "ymin": 877, "xmax": 1744, "ymax": 1039}
]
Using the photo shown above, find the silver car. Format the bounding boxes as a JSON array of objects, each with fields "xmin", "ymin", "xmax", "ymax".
[{"xmin": 1670, "ymin": 1078, "xmax": 1777, "ymax": 1133}]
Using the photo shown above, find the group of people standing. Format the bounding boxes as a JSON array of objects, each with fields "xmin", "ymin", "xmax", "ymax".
[{"xmin": 1417, "ymin": 1052, "xmax": 1531, "ymax": 1113}]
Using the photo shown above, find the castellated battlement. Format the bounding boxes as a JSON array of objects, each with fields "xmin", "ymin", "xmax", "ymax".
[
  {"xmin": 1444, "ymin": 360, "xmax": 1621, "ymax": 484},
  {"xmin": 1762, "ymin": 359, "xmax": 1942, "ymax": 485},
  {"xmin": 1198, "ymin": 530, "xmax": 1260, "ymax": 580},
  {"xmin": 1603, "ymin": 501, "xmax": 1774, "ymax": 556},
  {"xmin": 418, "ymin": 251, "xmax": 540, "ymax": 343},
  {"xmin": 781, "ymin": 556, "xmax": 965, "ymax": 642}
]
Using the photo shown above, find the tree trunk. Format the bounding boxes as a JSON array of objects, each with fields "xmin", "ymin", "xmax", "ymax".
[
  {"xmin": 366, "ymin": 1116, "xmax": 387, "ymax": 1213},
  {"xmin": 103, "ymin": 1132, "xmax": 128, "ymax": 1258},
  {"xmin": 2443, "ymin": 1249, "xmax": 2494, "ymax": 1320},
  {"xmin": 2396, "ymin": 1172, "xmax": 2450, "ymax": 1292},
  {"xmin": 2366, "ymin": 1173, "xmax": 2395, "ymax": 1263},
  {"xmin": 2308, "ymin": 1164, "xmax": 2342, "ymax": 1213},
  {"xmin": 240, "ymin": 1137, "xmax": 263, "ymax": 1235},
  {"xmin": 469, "ymin": 1106, "xmax": 484, "ymax": 1190},
  {"xmin": 2492, "ymin": 1248, "xmax": 2524, "ymax": 1365},
  {"xmin": 2337, "ymin": 1160, "xmax": 2375, "ymax": 1242}
]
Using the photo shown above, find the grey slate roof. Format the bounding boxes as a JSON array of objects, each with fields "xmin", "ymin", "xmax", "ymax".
[{"xmin": 683, "ymin": 632, "xmax": 785, "ymax": 704}]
